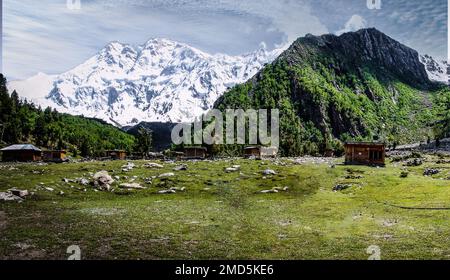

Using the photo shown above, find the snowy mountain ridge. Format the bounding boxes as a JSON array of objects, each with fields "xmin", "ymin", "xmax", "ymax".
[
  {"xmin": 9, "ymin": 38, "xmax": 283, "ymax": 126},
  {"xmin": 419, "ymin": 54, "xmax": 449, "ymax": 84},
  {"xmin": 8, "ymin": 38, "xmax": 447, "ymax": 127}
]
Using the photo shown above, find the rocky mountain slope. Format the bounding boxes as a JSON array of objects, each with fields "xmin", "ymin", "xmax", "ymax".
[
  {"xmin": 9, "ymin": 39, "xmax": 282, "ymax": 126},
  {"xmin": 214, "ymin": 28, "xmax": 450, "ymax": 156}
]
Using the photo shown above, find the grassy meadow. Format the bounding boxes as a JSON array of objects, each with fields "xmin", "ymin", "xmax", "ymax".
[{"xmin": 0, "ymin": 155, "xmax": 449, "ymax": 260}]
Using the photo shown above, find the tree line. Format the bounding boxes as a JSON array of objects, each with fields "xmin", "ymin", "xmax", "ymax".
[{"xmin": 0, "ymin": 74, "xmax": 153, "ymax": 157}]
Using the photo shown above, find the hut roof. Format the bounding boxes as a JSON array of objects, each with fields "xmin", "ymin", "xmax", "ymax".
[
  {"xmin": 184, "ymin": 146, "xmax": 207, "ymax": 151},
  {"xmin": 345, "ymin": 142, "xmax": 385, "ymax": 146},
  {"xmin": 244, "ymin": 146, "xmax": 260, "ymax": 150},
  {"xmin": 1, "ymin": 144, "xmax": 42, "ymax": 152}
]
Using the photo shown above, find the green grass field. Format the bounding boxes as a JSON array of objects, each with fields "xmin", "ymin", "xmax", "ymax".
[{"xmin": 0, "ymin": 155, "xmax": 449, "ymax": 260}]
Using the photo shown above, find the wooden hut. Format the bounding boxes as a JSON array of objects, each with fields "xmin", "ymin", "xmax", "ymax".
[
  {"xmin": 344, "ymin": 142, "xmax": 386, "ymax": 166},
  {"xmin": 43, "ymin": 150, "xmax": 67, "ymax": 162},
  {"xmin": 243, "ymin": 146, "xmax": 261, "ymax": 158},
  {"xmin": 243, "ymin": 146, "xmax": 278, "ymax": 159},
  {"xmin": 183, "ymin": 147, "xmax": 207, "ymax": 159},
  {"xmin": 105, "ymin": 150, "xmax": 127, "ymax": 160},
  {"xmin": 0, "ymin": 144, "xmax": 42, "ymax": 162}
]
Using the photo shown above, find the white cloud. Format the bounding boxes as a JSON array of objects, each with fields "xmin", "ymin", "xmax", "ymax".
[
  {"xmin": 3, "ymin": 0, "xmax": 329, "ymax": 79},
  {"xmin": 336, "ymin": 15, "xmax": 367, "ymax": 35}
]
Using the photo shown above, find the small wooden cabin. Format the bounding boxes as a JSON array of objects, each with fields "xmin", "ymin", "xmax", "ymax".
[
  {"xmin": 105, "ymin": 150, "xmax": 127, "ymax": 160},
  {"xmin": 183, "ymin": 147, "xmax": 207, "ymax": 159},
  {"xmin": 345, "ymin": 142, "xmax": 386, "ymax": 166},
  {"xmin": 243, "ymin": 146, "xmax": 278, "ymax": 159},
  {"xmin": 43, "ymin": 150, "xmax": 67, "ymax": 162},
  {"xmin": 165, "ymin": 151, "xmax": 184, "ymax": 160},
  {"xmin": 244, "ymin": 146, "xmax": 260, "ymax": 158},
  {"xmin": 0, "ymin": 144, "xmax": 42, "ymax": 162}
]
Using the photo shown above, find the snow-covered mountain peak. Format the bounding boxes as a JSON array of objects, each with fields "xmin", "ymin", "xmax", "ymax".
[
  {"xmin": 420, "ymin": 54, "xmax": 449, "ymax": 84},
  {"xmin": 9, "ymin": 38, "xmax": 283, "ymax": 126}
]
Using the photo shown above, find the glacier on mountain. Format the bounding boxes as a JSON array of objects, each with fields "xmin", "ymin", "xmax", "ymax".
[{"xmin": 9, "ymin": 39, "xmax": 283, "ymax": 126}]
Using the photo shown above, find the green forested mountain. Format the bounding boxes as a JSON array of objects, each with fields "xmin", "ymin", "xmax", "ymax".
[
  {"xmin": 214, "ymin": 28, "xmax": 450, "ymax": 156},
  {"xmin": 0, "ymin": 74, "xmax": 135, "ymax": 156}
]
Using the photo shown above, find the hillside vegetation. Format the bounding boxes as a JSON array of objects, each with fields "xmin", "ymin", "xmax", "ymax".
[
  {"xmin": 215, "ymin": 29, "xmax": 450, "ymax": 156},
  {"xmin": 0, "ymin": 74, "xmax": 135, "ymax": 156}
]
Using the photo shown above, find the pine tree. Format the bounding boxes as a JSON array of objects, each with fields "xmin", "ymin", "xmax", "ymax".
[{"xmin": 136, "ymin": 127, "xmax": 153, "ymax": 155}]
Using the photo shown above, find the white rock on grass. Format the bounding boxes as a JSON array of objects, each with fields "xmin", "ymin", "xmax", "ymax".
[
  {"xmin": 9, "ymin": 189, "xmax": 29, "ymax": 198},
  {"xmin": 119, "ymin": 183, "xmax": 145, "ymax": 190},
  {"xmin": 0, "ymin": 192, "xmax": 23, "ymax": 202},
  {"xmin": 173, "ymin": 165, "xmax": 188, "ymax": 171},
  {"xmin": 158, "ymin": 173, "xmax": 175, "ymax": 178},
  {"xmin": 122, "ymin": 162, "xmax": 135, "ymax": 172},
  {"xmin": 143, "ymin": 163, "xmax": 164, "ymax": 169},
  {"xmin": 158, "ymin": 189, "xmax": 176, "ymax": 194},
  {"xmin": 260, "ymin": 189, "xmax": 279, "ymax": 194},
  {"xmin": 78, "ymin": 178, "xmax": 89, "ymax": 186},
  {"xmin": 262, "ymin": 169, "xmax": 277, "ymax": 175},
  {"xmin": 224, "ymin": 165, "xmax": 241, "ymax": 173},
  {"xmin": 92, "ymin": 171, "xmax": 115, "ymax": 191}
]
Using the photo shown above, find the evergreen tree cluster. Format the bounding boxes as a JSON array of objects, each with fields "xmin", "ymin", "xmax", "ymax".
[{"xmin": 0, "ymin": 74, "xmax": 136, "ymax": 157}]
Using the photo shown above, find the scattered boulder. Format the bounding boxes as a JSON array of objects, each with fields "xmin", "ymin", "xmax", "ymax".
[
  {"xmin": 158, "ymin": 173, "xmax": 175, "ymax": 179},
  {"xmin": 144, "ymin": 178, "xmax": 153, "ymax": 184},
  {"xmin": 78, "ymin": 178, "xmax": 90, "ymax": 186},
  {"xmin": 158, "ymin": 187, "xmax": 185, "ymax": 194},
  {"xmin": 345, "ymin": 175, "xmax": 363, "ymax": 179},
  {"xmin": 92, "ymin": 171, "xmax": 115, "ymax": 191},
  {"xmin": 423, "ymin": 168, "xmax": 440, "ymax": 176},
  {"xmin": 9, "ymin": 189, "xmax": 29, "ymax": 198},
  {"xmin": 405, "ymin": 158, "xmax": 423, "ymax": 167},
  {"xmin": 400, "ymin": 171, "xmax": 409, "ymax": 178},
  {"xmin": 119, "ymin": 183, "xmax": 145, "ymax": 189},
  {"xmin": 62, "ymin": 178, "xmax": 73, "ymax": 183},
  {"xmin": 171, "ymin": 187, "xmax": 186, "ymax": 192},
  {"xmin": 259, "ymin": 186, "xmax": 289, "ymax": 194},
  {"xmin": 158, "ymin": 189, "xmax": 176, "ymax": 194},
  {"xmin": 260, "ymin": 189, "xmax": 278, "ymax": 194},
  {"xmin": 333, "ymin": 184, "xmax": 352, "ymax": 192},
  {"xmin": 44, "ymin": 187, "xmax": 54, "ymax": 192},
  {"xmin": 225, "ymin": 166, "xmax": 240, "ymax": 173},
  {"xmin": 173, "ymin": 164, "xmax": 188, "ymax": 171},
  {"xmin": 262, "ymin": 169, "xmax": 277, "ymax": 176},
  {"xmin": 122, "ymin": 162, "xmax": 135, "ymax": 172},
  {"xmin": 0, "ymin": 191, "xmax": 23, "ymax": 202},
  {"xmin": 143, "ymin": 162, "xmax": 164, "ymax": 169}
]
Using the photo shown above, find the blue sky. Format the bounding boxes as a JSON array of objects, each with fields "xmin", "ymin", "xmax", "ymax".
[{"xmin": 2, "ymin": 0, "xmax": 448, "ymax": 80}]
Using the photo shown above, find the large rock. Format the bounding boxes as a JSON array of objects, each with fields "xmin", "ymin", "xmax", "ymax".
[
  {"xmin": 92, "ymin": 171, "xmax": 115, "ymax": 191},
  {"xmin": 0, "ymin": 192, "xmax": 23, "ymax": 202},
  {"xmin": 9, "ymin": 189, "xmax": 29, "ymax": 198}
]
